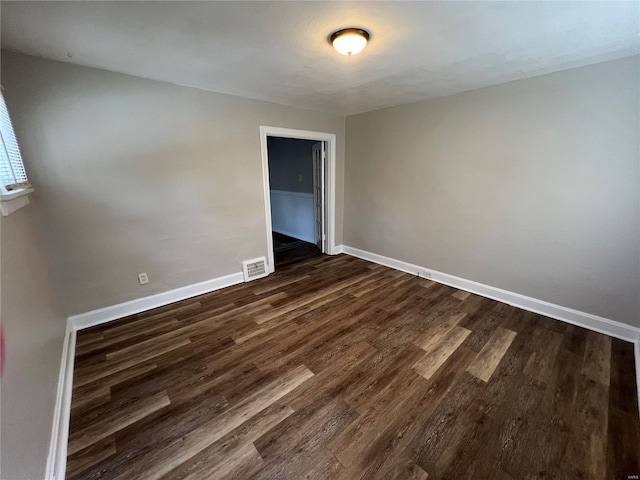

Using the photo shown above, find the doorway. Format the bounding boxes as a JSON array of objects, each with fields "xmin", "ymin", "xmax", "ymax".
[
  {"xmin": 260, "ymin": 126, "xmax": 336, "ymax": 273},
  {"xmin": 267, "ymin": 137, "xmax": 322, "ymax": 267}
]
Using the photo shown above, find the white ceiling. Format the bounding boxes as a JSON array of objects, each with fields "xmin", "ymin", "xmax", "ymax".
[{"xmin": 1, "ymin": 1, "xmax": 638, "ymax": 116}]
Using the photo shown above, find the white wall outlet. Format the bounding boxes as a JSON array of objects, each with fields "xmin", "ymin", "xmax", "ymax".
[
  {"xmin": 298, "ymin": 174, "xmax": 303, "ymax": 182},
  {"xmin": 418, "ymin": 270, "xmax": 432, "ymax": 280},
  {"xmin": 138, "ymin": 272, "xmax": 149, "ymax": 285}
]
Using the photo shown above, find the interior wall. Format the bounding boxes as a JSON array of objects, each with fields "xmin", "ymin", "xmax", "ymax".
[
  {"xmin": 267, "ymin": 137, "xmax": 315, "ymax": 194},
  {"xmin": 344, "ymin": 55, "xmax": 640, "ymax": 327},
  {"xmin": 0, "ymin": 51, "xmax": 345, "ymax": 316},
  {"xmin": 0, "ymin": 204, "xmax": 67, "ymax": 480}
]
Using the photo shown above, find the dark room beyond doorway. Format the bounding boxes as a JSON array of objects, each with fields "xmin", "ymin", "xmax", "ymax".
[{"xmin": 267, "ymin": 137, "xmax": 323, "ymax": 267}]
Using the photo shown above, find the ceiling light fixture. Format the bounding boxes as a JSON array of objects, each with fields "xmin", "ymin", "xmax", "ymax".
[{"xmin": 330, "ymin": 28, "xmax": 370, "ymax": 56}]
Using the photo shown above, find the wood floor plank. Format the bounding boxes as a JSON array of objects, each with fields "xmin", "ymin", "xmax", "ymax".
[
  {"xmin": 413, "ymin": 312, "xmax": 467, "ymax": 351},
  {"xmin": 252, "ymin": 273, "xmax": 310, "ymax": 295},
  {"xmin": 452, "ymin": 290, "xmax": 471, "ymax": 301},
  {"xmin": 253, "ymin": 396, "xmax": 358, "ymax": 479},
  {"xmin": 231, "ymin": 292, "xmax": 354, "ymax": 344},
  {"xmin": 606, "ymin": 407, "xmax": 640, "ymax": 480},
  {"xmin": 560, "ymin": 375, "xmax": 610, "ymax": 480},
  {"xmin": 336, "ymin": 396, "xmax": 435, "ymax": 478},
  {"xmin": 507, "ymin": 348, "xmax": 583, "ymax": 478},
  {"xmin": 255, "ymin": 268, "xmax": 384, "ymax": 324},
  {"xmin": 467, "ymin": 326, "xmax": 517, "ymax": 382},
  {"xmin": 100, "ymin": 302, "xmax": 201, "ymax": 338},
  {"xmin": 413, "ymin": 325, "xmax": 471, "ymax": 379},
  {"xmin": 71, "ymin": 361, "xmax": 158, "ymax": 418},
  {"xmin": 71, "ymin": 393, "xmax": 230, "ymax": 479},
  {"xmin": 562, "ymin": 324, "xmax": 588, "ymax": 356},
  {"xmin": 299, "ymin": 453, "xmax": 352, "ymax": 480},
  {"xmin": 252, "ymin": 299, "xmax": 380, "ymax": 375},
  {"xmin": 350, "ymin": 270, "xmax": 404, "ymax": 298},
  {"xmin": 350, "ymin": 348, "xmax": 477, "ymax": 479},
  {"xmin": 459, "ymin": 300, "xmax": 504, "ymax": 352},
  {"xmin": 582, "ymin": 331, "xmax": 612, "ymax": 386},
  {"xmin": 75, "ymin": 318, "xmax": 180, "ymax": 357},
  {"xmin": 180, "ymin": 442, "xmax": 264, "ymax": 480},
  {"xmin": 282, "ymin": 341, "xmax": 377, "ymax": 411},
  {"xmin": 112, "ymin": 364, "xmax": 314, "ymax": 480},
  {"xmin": 107, "ymin": 343, "xmax": 231, "ymax": 403},
  {"xmin": 522, "ymin": 327, "xmax": 563, "ymax": 384},
  {"xmin": 408, "ymin": 372, "xmax": 486, "ymax": 475},
  {"xmin": 68, "ymin": 253, "xmax": 640, "ymax": 480},
  {"xmin": 70, "ymin": 385, "xmax": 111, "ymax": 412},
  {"xmin": 74, "ymin": 330, "xmax": 104, "ymax": 347},
  {"xmin": 74, "ymin": 341, "xmax": 182, "ymax": 387},
  {"xmin": 610, "ymin": 338, "xmax": 640, "ymax": 416},
  {"xmin": 435, "ymin": 406, "xmax": 497, "ymax": 479},
  {"xmin": 161, "ymin": 403, "xmax": 293, "ymax": 480},
  {"xmin": 66, "ymin": 437, "xmax": 116, "ymax": 478},
  {"xmin": 329, "ymin": 370, "xmax": 428, "ymax": 470},
  {"xmin": 67, "ymin": 391, "xmax": 170, "ymax": 456},
  {"xmin": 370, "ymin": 453, "xmax": 429, "ymax": 480},
  {"xmin": 343, "ymin": 343, "xmax": 425, "ymax": 413},
  {"xmin": 495, "ymin": 303, "xmax": 525, "ymax": 333},
  {"xmin": 491, "ymin": 376, "xmax": 548, "ymax": 477}
]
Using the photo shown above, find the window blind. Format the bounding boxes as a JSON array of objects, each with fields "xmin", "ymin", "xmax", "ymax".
[{"xmin": 0, "ymin": 92, "xmax": 30, "ymax": 193}]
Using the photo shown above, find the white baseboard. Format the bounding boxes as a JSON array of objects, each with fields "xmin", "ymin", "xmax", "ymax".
[
  {"xmin": 68, "ymin": 272, "xmax": 244, "ymax": 331},
  {"xmin": 340, "ymin": 245, "xmax": 640, "ymax": 344},
  {"xmin": 45, "ymin": 328, "xmax": 76, "ymax": 480}
]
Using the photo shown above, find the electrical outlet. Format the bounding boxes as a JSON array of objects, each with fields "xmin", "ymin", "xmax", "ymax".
[
  {"xmin": 298, "ymin": 174, "xmax": 303, "ymax": 182},
  {"xmin": 138, "ymin": 272, "xmax": 149, "ymax": 285},
  {"xmin": 418, "ymin": 270, "xmax": 432, "ymax": 280}
]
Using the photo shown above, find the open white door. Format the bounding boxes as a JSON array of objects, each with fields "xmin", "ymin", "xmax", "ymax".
[{"xmin": 312, "ymin": 142, "xmax": 325, "ymax": 253}]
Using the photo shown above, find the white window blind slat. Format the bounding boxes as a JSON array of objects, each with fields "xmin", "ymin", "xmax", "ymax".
[{"xmin": 0, "ymin": 92, "xmax": 30, "ymax": 192}]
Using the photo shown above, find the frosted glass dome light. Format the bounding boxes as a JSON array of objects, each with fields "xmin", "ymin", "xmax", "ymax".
[{"xmin": 330, "ymin": 28, "xmax": 370, "ymax": 56}]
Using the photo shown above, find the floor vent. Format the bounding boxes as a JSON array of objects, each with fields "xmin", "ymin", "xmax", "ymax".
[{"xmin": 242, "ymin": 257, "xmax": 268, "ymax": 282}]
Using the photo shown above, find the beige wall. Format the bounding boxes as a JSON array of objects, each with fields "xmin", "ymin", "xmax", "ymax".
[
  {"xmin": 0, "ymin": 51, "xmax": 345, "ymax": 316},
  {"xmin": 345, "ymin": 56, "xmax": 640, "ymax": 327},
  {"xmin": 0, "ymin": 204, "xmax": 66, "ymax": 479}
]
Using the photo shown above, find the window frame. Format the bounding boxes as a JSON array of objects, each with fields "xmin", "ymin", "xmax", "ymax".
[{"xmin": 0, "ymin": 89, "xmax": 33, "ymax": 216}]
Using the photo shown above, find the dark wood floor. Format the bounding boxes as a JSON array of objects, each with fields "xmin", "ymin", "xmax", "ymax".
[
  {"xmin": 273, "ymin": 232, "xmax": 321, "ymax": 268},
  {"xmin": 68, "ymin": 254, "xmax": 640, "ymax": 480}
]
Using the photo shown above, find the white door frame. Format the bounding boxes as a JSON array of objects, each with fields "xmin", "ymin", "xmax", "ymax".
[
  {"xmin": 312, "ymin": 141, "xmax": 326, "ymax": 252},
  {"xmin": 260, "ymin": 126, "xmax": 337, "ymax": 273}
]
